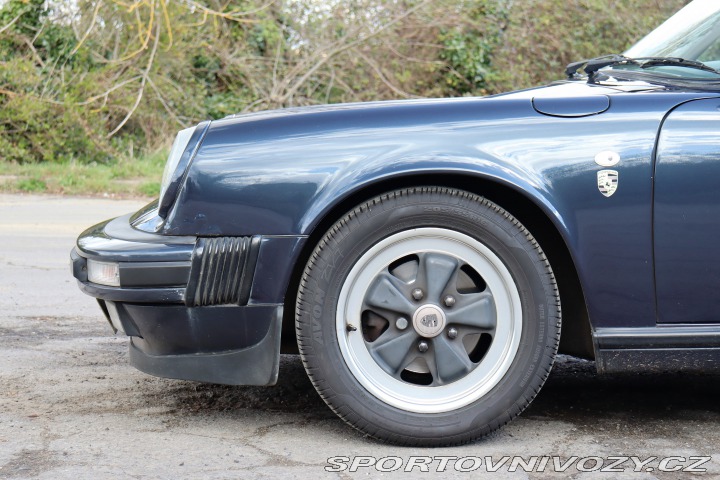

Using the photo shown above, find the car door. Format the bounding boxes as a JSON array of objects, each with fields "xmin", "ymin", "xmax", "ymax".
[{"xmin": 654, "ymin": 96, "xmax": 720, "ymax": 323}]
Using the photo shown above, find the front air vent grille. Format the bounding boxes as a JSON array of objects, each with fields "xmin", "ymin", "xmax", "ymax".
[{"xmin": 185, "ymin": 236, "xmax": 261, "ymax": 307}]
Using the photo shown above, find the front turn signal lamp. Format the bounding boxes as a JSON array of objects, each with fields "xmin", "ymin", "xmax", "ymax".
[{"xmin": 87, "ymin": 260, "xmax": 120, "ymax": 287}]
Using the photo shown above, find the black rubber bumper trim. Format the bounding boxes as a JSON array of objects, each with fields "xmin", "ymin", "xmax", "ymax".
[
  {"xmin": 185, "ymin": 236, "xmax": 261, "ymax": 307},
  {"xmin": 128, "ymin": 306, "xmax": 283, "ymax": 386},
  {"xmin": 70, "ymin": 247, "xmax": 88, "ymax": 282},
  {"xmin": 119, "ymin": 261, "xmax": 190, "ymax": 287},
  {"xmin": 76, "ymin": 280, "xmax": 185, "ymax": 303}
]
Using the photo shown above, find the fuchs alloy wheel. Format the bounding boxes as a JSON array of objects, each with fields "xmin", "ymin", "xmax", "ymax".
[{"xmin": 296, "ymin": 187, "xmax": 560, "ymax": 446}]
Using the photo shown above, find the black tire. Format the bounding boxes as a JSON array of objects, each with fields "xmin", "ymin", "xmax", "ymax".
[{"xmin": 296, "ymin": 187, "xmax": 560, "ymax": 446}]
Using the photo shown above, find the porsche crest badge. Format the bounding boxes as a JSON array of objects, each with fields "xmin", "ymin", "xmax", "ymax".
[
  {"xmin": 421, "ymin": 314, "xmax": 438, "ymax": 328},
  {"xmin": 597, "ymin": 170, "xmax": 618, "ymax": 197}
]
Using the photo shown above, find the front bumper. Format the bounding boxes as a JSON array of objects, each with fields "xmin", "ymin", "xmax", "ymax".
[{"xmin": 72, "ymin": 214, "xmax": 305, "ymax": 386}]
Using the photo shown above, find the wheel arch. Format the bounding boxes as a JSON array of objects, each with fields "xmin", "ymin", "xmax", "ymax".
[{"xmin": 281, "ymin": 173, "xmax": 594, "ymax": 360}]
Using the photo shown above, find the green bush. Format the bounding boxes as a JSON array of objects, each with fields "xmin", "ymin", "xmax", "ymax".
[
  {"xmin": 16, "ymin": 177, "xmax": 47, "ymax": 192},
  {"xmin": 0, "ymin": 0, "xmax": 688, "ymax": 168}
]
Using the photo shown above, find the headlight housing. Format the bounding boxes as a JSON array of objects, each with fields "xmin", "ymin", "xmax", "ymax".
[
  {"xmin": 159, "ymin": 126, "xmax": 195, "ymax": 202},
  {"xmin": 157, "ymin": 121, "xmax": 211, "ymax": 219}
]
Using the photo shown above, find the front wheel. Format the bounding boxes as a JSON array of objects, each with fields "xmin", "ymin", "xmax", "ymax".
[{"xmin": 296, "ymin": 187, "xmax": 560, "ymax": 445}]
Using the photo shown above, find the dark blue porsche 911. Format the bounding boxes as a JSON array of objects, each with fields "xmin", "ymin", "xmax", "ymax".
[{"xmin": 72, "ymin": 0, "xmax": 720, "ymax": 445}]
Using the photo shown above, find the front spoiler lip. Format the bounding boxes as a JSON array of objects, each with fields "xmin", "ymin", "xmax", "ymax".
[{"xmin": 128, "ymin": 305, "xmax": 283, "ymax": 386}]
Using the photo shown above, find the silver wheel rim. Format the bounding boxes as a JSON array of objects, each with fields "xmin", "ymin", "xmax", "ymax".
[{"xmin": 336, "ymin": 227, "xmax": 522, "ymax": 414}]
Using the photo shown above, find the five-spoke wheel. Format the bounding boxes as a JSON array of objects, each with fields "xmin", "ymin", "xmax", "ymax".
[{"xmin": 337, "ymin": 228, "xmax": 521, "ymax": 413}]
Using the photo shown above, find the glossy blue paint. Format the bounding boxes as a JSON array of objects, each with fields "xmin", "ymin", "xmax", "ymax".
[
  {"xmin": 155, "ymin": 81, "xmax": 719, "ymax": 330},
  {"xmin": 654, "ymin": 97, "xmax": 720, "ymax": 323},
  {"xmin": 78, "ymin": 215, "xmax": 195, "ymax": 262},
  {"xmin": 532, "ymin": 94, "xmax": 610, "ymax": 117},
  {"xmin": 249, "ymin": 235, "xmax": 306, "ymax": 305}
]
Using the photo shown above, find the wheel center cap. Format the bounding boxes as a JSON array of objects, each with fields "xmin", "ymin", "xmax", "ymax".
[{"xmin": 412, "ymin": 304, "xmax": 446, "ymax": 338}]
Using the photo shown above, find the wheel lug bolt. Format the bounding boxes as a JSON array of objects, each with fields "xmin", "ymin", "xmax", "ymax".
[
  {"xmin": 418, "ymin": 341, "xmax": 429, "ymax": 353},
  {"xmin": 444, "ymin": 295, "xmax": 456, "ymax": 307},
  {"xmin": 396, "ymin": 317, "xmax": 408, "ymax": 330},
  {"xmin": 447, "ymin": 327, "xmax": 458, "ymax": 339},
  {"xmin": 412, "ymin": 288, "xmax": 424, "ymax": 300}
]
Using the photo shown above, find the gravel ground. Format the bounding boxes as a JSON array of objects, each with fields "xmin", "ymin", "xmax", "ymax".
[{"xmin": 0, "ymin": 194, "xmax": 719, "ymax": 479}]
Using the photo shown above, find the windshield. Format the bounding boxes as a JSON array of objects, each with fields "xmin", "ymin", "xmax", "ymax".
[{"xmin": 625, "ymin": 0, "xmax": 720, "ymax": 69}]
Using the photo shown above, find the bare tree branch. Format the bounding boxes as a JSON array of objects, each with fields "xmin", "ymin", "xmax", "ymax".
[
  {"xmin": 107, "ymin": 14, "xmax": 160, "ymax": 137},
  {"xmin": 276, "ymin": 0, "xmax": 433, "ymax": 104},
  {"xmin": 71, "ymin": 0, "xmax": 103, "ymax": 56},
  {"xmin": 22, "ymin": 36, "xmax": 46, "ymax": 68},
  {"xmin": 0, "ymin": 12, "xmax": 23, "ymax": 35},
  {"xmin": 352, "ymin": 48, "xmax": 421, "ymax": 99},
  {"xmin": 146, "ymin": 76, "xmax": 187, "ymax": 128}
]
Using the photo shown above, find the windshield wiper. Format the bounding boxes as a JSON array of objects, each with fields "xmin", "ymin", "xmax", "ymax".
[{"xmin": 565, "ymin": 54, "xmax": 720, "ymax": 79}]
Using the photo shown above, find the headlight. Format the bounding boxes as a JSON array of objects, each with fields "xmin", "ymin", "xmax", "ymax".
[
  {"xmin": 87, "ymin": 259, "xmax": 120, "ymax": 287},
  {"xmin": 159, "ymin": 126, "xmax": 196, "ymax": 202},
  {"xmin": 157, "ymin": 121, "xmax": 211, "ymax": 219}
]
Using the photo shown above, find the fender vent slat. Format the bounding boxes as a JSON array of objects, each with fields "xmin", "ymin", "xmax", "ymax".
[{"xmin": 186, "ymin": 236, "xmax": 261, "ymax": 307}]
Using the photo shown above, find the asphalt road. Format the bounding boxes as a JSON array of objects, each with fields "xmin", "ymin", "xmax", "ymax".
[{"xmin": 0, "ymin": 194, "xmax": 719, "ymax": 479}]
